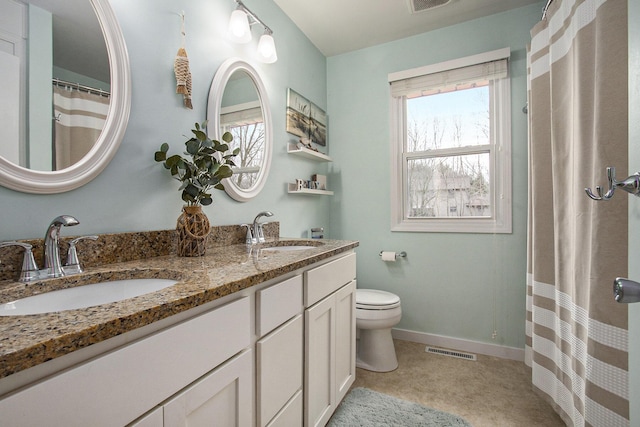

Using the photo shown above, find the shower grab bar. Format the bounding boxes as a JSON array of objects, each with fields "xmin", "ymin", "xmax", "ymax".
[{"xmin": 585, "ymin": 167, "xmax": 640, "ymax": 201}]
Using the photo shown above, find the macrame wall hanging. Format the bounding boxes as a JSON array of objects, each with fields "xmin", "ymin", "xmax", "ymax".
[{"xmin": 174, "ymin": 12, "xmax": 193, "ymax": 109}]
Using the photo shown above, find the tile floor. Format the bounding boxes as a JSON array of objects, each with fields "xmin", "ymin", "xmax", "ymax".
[{"xmin": 349, "ymin": 340, "xmax": 565, "ymax": 427}]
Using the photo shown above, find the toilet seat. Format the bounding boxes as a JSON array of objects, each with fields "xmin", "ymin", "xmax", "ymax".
[{"xmin": 356, "ymin": 289, "xmax": 401, "ymax": 310}]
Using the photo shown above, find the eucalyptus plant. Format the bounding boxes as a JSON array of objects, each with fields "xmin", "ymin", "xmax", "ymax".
[{"xmin": 154, "ymin": 122, "xmax": 239, "ymax": 206}]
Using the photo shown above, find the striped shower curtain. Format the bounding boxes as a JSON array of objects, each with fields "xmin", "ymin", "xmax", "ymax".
[
  {"xmin": 53, "ymin": 85, "xmax": 110, "ymax": 170},
  {"xmin": 526, "ymin": 0, "xmax": 629, "ymax": 425}
]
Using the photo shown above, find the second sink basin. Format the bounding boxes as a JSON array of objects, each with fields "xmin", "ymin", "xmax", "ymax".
[
  {"xmin": 259, "ymin": 240, "xmax": 324, "ymax": 253},
  {"xmin": 261, "ymin": 245, "xmax": 317, "ymax": 252},
  {"xmin": 0, "ymin": 278, "xmax": 178, "ymax": 316}
]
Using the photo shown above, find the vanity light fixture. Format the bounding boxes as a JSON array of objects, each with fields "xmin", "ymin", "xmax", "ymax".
[
  {"xmin": 257, "ymin": 30, "xmax": 277, "ymax": 63},
  {"xmin": 227, "ymin": 0, "xmax": 278, "ymax": 63},
  {"xmin": 227, "ymin": 6, "xmax": 251, "ymax": 43}
]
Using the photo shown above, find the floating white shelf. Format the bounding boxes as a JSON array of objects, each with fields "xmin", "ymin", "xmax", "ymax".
[
  {"xmin": 287, "ymin": 183, "xmax": 334, "ymax": 195},
  {"xmin": 287, "ymin": 143, "xmax": 332, "ymax": 162}
]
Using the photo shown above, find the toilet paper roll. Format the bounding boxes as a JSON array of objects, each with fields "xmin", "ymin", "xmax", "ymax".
[{"xmin": 381, "ymin": 251, "xmax": 397, "ymax": 262}]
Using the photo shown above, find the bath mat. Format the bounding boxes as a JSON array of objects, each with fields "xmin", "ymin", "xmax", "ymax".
[{"xmin": 327, "ymin": 387, "xmax": 472, "ymax": 426}]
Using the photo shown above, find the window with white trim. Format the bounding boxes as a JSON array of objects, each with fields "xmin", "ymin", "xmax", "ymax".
[
  {"xmin": 389, "ymin": 48, "xmax": 512, "ymax": 233},
  {"xmin": 221, "ymin": 100, "xmax": 265, "ymax": 190}
]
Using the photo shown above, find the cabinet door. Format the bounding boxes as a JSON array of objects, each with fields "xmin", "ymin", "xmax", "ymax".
[
  {"xmin": 267, "ymin": 390, "xmax": 302, "ymax": 427},
  {"xmin": 128, "ymin": 408, "xmax": 163, "ymax": 427},
  {"xmin": 163, "ymin": 349, "xmax": 253, "ymax": 427},
  {"xmin": 334, "ymin": 280, "xmax": 356, "ymax": 403},
  {"xmin": 304, "ymin": 294, "xmax": 336, "ymax": 427},
  {"xmin": 257, "ymin": 314, "xmax": 303, "ymax": 427}
]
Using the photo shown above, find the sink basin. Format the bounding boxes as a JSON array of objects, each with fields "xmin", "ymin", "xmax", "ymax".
[
  {"xmin": 0, "ymin": 278, "xmax": 178, "ymax": 316},
  {"xmin": 261, "ymin": 245, "xmax": 317, "ymax": 252}
]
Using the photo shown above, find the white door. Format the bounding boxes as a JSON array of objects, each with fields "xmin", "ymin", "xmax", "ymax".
[
  {"xmin": 0, "ymin": 0, "xmax": 25, "ymax": 164},
  {"xmin": 629, "ymin": 1, "xmax": 639, "ymax": 426}
]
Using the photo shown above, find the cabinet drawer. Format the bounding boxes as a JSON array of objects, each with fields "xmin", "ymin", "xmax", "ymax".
[
  {"xmin": 0, "ymin": 297, "xmax": 251, "ymax": 427},
  {"xmin": 256, "ymin": 274, "xmax": 303, "ymax": 337},
  {"xmin": 304, "ymin": 252, "xmax": 356, "ymax": 307}
]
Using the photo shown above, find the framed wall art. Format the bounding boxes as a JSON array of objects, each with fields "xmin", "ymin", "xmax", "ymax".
[
  {"xmin": 309, "ymin": 102, "xmax": 326, "ymax": 146},
  {"xmin": 286, "ymin": 88, "xmax": 327, "ymax": 147},
  {"xmin": 286, "ymin": 88, "xmax": 310, "ymax": 139}
]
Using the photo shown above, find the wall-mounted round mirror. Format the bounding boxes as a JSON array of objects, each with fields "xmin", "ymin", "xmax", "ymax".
[
  {"xmin": 0, "ymin": 0, "xmax": 130, "ymax": 194},
  {"xmin": 207, "ymin": 58, "xmax": 272, "ymax": 202}
]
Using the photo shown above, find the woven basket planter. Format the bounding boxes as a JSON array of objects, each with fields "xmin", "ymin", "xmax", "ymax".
[{"xmin": 176, "ymin": 205, "xmax": 211, "ymax": 257}]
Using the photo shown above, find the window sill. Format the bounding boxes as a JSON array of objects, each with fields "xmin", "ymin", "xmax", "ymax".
[{"xmin": 391, "ymin": 218, "xmax": 512, "ymax": 234}]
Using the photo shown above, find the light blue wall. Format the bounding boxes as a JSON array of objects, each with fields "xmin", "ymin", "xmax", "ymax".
[
  {"xmin": 327, "ymin": 4, "xmax": 542, "ymax": 349},
  {"xmin": 0, "ymin": 0, "xmax": 331, "ymax": 241}
]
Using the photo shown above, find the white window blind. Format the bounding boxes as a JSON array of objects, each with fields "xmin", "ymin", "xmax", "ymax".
[
  {"xmin": 389, "ymin": 58, "xmax": 508, "ymax": 98},
  {"xmin": 221, "ymin": 101, "xmax": 263, "ymax": 128}
]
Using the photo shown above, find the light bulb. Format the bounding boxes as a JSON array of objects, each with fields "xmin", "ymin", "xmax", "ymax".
[
  {"xmin": 228, "ymin": 9, "xmax": 251, "ymax": 43},
  {"xmin": 257, "ymin": 33, "xmax": 277, "ymax": 63}
]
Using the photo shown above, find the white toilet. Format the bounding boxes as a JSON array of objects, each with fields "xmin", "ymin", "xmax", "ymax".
[{"xmin": 355, "ymin": 289, "xmax": 402, "ymax": 372}]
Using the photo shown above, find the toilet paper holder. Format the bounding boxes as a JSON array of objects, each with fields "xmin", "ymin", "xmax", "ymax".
[{"xmin": 379, "ymin": 251, "xmax": 406, "ymax": 259}]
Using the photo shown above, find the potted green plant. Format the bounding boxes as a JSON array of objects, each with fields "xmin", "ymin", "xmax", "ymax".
[{"xmin": 154, "ymin": 122, "xmax": 238, "ymax": 256}]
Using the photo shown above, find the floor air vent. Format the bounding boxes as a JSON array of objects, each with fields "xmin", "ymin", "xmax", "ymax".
[
  {"xmin": 425, "ymin": 346, "xmax": 477, "ymax": 361},
  {"xmin": 406, "ymin": 0, "xmax": 452, "ymax": 14}
]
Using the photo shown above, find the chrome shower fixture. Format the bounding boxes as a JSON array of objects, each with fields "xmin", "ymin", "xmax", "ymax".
[
  {"xmin": 613, "ymin": 277, "xmax": 640, "ymax": 303},
  {"xmin": 585, "ymin": 167, "xmax": 640, "ymax": 201}
]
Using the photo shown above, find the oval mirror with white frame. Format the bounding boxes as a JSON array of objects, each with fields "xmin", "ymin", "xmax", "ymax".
[
  {"xmin": 0, "ymin": 0, "xmax": 130, "ymax": 194},
  {"xmin": 207, "ymin": 58, "xmax": 272, "ymax": 202}
]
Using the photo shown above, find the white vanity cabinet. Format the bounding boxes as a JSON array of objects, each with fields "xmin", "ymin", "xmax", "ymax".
[
  {"xmin": 0, "ymin": 249, "xmax": 357, "ymax": 427},
  {"xmin": 304, "ymin": 253, "xmax": 357, "ymax": 427}
]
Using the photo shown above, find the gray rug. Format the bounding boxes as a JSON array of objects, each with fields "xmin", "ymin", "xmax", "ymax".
[{"xmin": 328, "ymin": 387, "xmax": 472, "ymax": 426}]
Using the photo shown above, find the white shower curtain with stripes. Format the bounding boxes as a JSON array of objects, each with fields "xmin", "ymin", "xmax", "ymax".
[
  {"xmin": 53, "ymin": 85, "xmax": 110, "ymax": 170},
  {"xmin": 526, "ymin": 0, "xmax": 629, "ymax": 425}
]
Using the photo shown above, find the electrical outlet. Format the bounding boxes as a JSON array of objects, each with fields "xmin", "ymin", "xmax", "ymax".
[{"xmin": 492, "ymin": 330, "xmax": 497, "ymax": 340}]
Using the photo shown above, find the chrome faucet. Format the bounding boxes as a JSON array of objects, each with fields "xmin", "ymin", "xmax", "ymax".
[
  {"xmin": 44, "ymin": 215, "xmax": 79, "ymax": 278},
  {"xmin": 0, "ymin": 242, "xmax": 39, "ymax": 282},
  {"xmin": 240, "ymin": 224, "xmax": 255, "ymax": 245},
  {"xmin": 252, "ymin": 211, "xmax": 273, "ymax": 244}
]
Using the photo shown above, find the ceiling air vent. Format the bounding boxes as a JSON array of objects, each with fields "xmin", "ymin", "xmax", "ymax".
[{"xmin": 406, "ymin": 0, "xmax": 452, "ymax": 14}]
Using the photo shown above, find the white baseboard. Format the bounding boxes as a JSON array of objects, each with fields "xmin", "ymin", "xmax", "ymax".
[{"xmin": 391, "ymin": 328, "xmax": 525, "ymax": 362}]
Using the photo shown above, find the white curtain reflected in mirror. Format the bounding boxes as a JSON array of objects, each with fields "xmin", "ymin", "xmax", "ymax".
[{"xmin": 53, "ymin": 82, "xmax": 109, "ymax": 170}]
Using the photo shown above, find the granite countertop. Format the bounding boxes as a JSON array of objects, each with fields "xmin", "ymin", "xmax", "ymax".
[{"xmin": 0, "ymin": 238, "xmax": 358, "ymax": 379}]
